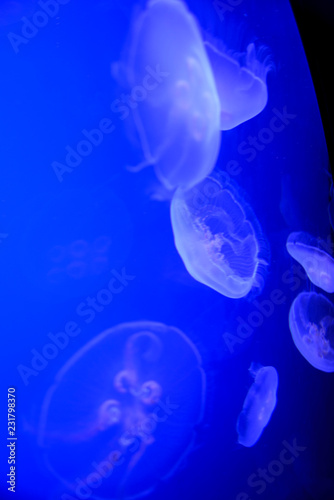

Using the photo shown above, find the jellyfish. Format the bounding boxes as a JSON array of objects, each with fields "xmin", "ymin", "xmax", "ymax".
[
  {"xmin": 204, "ymin": 39, "xmax": 271, "ymax": 130},
  {"xmin": 236, "ymin": 363, "xmax": 278, "ymax": 447},
  {"xmin": 122, "ymin": 0, "xmax": 221, "ymax": 191},
  {"xmin": 286, "ymin": 232, "xmax": 334, "ymax": 293},
  {"xmin": 289, "ymin": 291, "xmax": 334, "ymax": 372},
  {"xmin": 38, "ymin": 321, "xmax": 206, "ymax": 499},
  {"xmin": 170, "ymin": 174, "xmax": 270, "ymax": 299},
  {"xmin": 20, "ymin": 186, "xmax": 133, "ymax": 301}
]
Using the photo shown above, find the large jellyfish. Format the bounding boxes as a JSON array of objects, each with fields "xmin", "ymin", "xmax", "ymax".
[
  {"xmin": 286, "ymin": 232, "xmax": 334, "ymax": 293},
  {"xmin": 170, "ymin": 174, "xmax": 270, "ymax": 299},
  {"xmin": 204, "ymin": 39, "xmax": 271, "ymax": 130},
  {"xmin": 122, "ymin": 0, "xmax": 221, "ymax": 191},
  {"xmin": 289, "ymin": 291, "xmax": 334, "ymax": 372},
  {"xmin": 236, "ymin": 363, "xmax": 278, "ymax": 447},
  {"xmin": 38, "ymin": 321, "xmax": 206, "ymax": 499}
]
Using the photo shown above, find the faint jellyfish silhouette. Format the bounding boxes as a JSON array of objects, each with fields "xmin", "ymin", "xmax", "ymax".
[
  {"xmin": 91, "ymin": 236, "xmax": 112, "ymax": 274},
  {"xmin": 286, "ymin": 232, "xmax": 334, "ymax": 293},
  {"xmin": 204, "ymin": 39, "xmax": 271, "ymax": 130},
  {"xmin": 66, "ymin": 260, "xmax": 88, "ymax": 280},
  {"xmin": 236, "ymin": 362, "xmax": 278, "ymax": 447},
  {"xmin": 170, "ymin": 173, "xmax": 270, "ymax": 298},
  {"xmin": 93, "ymin": 235, "xmax": 112, "ymax": 254},
  {"xmin": 38, "ymin": 321, "xmax": 206, "ymax": 499},
  {"xmin": 122, "ymin": 0, "xmax": 221, "ymax": 190},
  {"xmin": 289, "ymin": 291, "xmax": 334, "ymax": 372},
  {"xmin": 69, "ymin": 240, "xmax": 90, "ymax": 259},
  {"xmin": 20, "ymin": 187, "xmax": 133, "ymax": 301},
  {"xmin": 48, "ymin": 245, "xmax": 67, "ymax": 264}
]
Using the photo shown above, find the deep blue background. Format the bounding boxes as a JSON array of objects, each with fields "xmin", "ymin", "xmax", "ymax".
[{"xmin": 1, "ymin": 1, "xmax": 334, "ymax": 499}]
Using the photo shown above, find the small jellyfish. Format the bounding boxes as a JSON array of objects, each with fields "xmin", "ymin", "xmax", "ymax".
[
  {"xmin": 286, "ymin": 232, "xmax": 334, "ymax": 293},
  {"xmin": 38, "ymin": 321, "xmax": 205, "ymax": 499},
  {"xmin": 121, "ymin": 0, "xmax": 221, "ymax": 190},
  {"xmin": 69, "ymin": 240, "xmax": 90, "ymax": 259},
  {"xmin": 20, "ymin": 186, "xmax": 133, "ymax": 301},
  {"xmin": 289, "ymin": 291, "xmax": 334, "ymax": 372},
  {"xmin": 204, "ymin": 39, "xmax": 270, "ymax": 130},
  {"xmin": 170, "ymin": 174, "xmax": 270, "ymax": 299},
  {"xmin": 236, "ymin": 363, "xmax": 278, "ymax": 447}
]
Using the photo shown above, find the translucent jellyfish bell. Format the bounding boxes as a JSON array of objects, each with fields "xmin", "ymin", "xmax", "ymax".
[
  {"xmin": 289, "ymin": 292, "xmax": 334, "ymax": 372},
  {"xmin": 204, "ymin": 40, "xmax": 270, "ymax": 130},
  {"xmin": 286, "ymin": 232, "xmax": 334, "ymax": 293},
  {"xmin": 123, "ymin": 0, "xmax": 221, "ymax": 190},
  {"xmin": 170, "ymin": 174, "xmax": 270, "ymax": 298},
  {"xmin": 38, "ymin": 321, "xmax": 205, "ymax": 499},
  {"xmin": 236, "ymin": 363, "xmax": 278, "ymax": 447}
]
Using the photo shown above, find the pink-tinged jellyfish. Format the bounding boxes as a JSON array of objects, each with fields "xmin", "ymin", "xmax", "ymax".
[
  {"xmin": 289, "ymin": 291, "xmax": 334, "ymax": 372},
  {"xmin": 286, "ymin": 232, "xmax": 334, "ymax": 293},
  {"xmin": 170, "ymin": 174, "xmax": 270, "ymax": 299},
  {"xmin": 122, "ymin": 0, "xmax": 221, "ymax": 191},
  {"xmin": 236, "ymin": 363, "xmax": 278, "ymax": 447},
  {"xmin": 204, "ymin": 39, "xmax": 271, "ymax": 130},
  {"xmin": 38, "ymin": 321, "xmax": 206, "ymax": 499}
]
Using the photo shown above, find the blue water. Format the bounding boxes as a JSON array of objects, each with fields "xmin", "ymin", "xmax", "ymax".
[{"xmin": 1, "ymin": 1, "xmax": 334, "ymax": 499}]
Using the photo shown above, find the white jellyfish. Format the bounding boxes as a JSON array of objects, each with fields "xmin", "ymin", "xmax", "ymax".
[
  {"xmin": 236, "ymin": 362, "xmax": 278, "ymax": 447},
  {"xmin": 119, "ymin": 0, "xmax": 221, "ymax": 191},
  {"xmin": 286, "ymin": 232, "xmax": 334, "ymax": 293},
  {"xmin": 289, "ymin": 291, "xmax": 334, "ymax": 372},
  {"xmin": 38, "ymin": 321, "xmax": 206, "ymax": 499},
  {"xmin": 170, "ymin": 174, "xmax": 270, "ymax": 299},
  {"xmin": 204, "ymin": 38, "xmax": 271, "ymax": 130}
]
